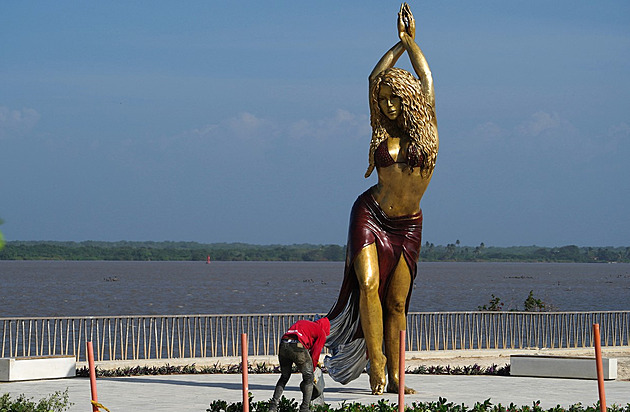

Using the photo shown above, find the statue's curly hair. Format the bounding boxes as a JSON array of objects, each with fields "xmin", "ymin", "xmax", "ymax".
[{"xmin": 365, "ymin": 67, "xmax": 438, "ymax": 178}]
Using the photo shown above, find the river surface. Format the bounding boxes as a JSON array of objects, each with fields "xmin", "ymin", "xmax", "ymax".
[{"xmin": 0, "ymin": 261, "xmax": 629, "ymax": 317}]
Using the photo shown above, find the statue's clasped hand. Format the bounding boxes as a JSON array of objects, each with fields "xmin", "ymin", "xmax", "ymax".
[{"xmin": 398, "ymin": 3, "xmax": 415, "ymax": 40}]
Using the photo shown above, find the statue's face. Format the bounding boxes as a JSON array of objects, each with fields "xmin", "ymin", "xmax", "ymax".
[{"xmin": 378, "ymin": 84, "xmax": 402, "ymax": 121}]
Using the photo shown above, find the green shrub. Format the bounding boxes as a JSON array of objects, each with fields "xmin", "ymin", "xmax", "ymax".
[{"xmin": 0, "ymin": 389, "xmax": 72, "ymax": 412}]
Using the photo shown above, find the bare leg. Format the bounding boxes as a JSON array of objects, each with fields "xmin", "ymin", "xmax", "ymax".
[
  {"xmin": 354, "ymin": 243, "xmax": 387, "ymax": 395},
  {"xmin": 384, "ymin": 254, "xmax": 416, "ymax": 394}
]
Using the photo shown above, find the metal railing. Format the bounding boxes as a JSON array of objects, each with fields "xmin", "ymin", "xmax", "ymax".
[
  {"xmin": 1, "ymin": 311, "xmax": 628, "ymax": 362},
  {"xmin": 406, "ymin": 311, "xmax": 629, "ymax": 351}
]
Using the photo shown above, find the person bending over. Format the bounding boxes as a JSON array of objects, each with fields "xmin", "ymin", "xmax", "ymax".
[{"xmin": 269, "ymin": 317, "xmax": 330, "ymax": 412}]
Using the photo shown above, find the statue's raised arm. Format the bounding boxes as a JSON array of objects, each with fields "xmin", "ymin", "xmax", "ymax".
[
  {"xmin": 368, "ymin": 41, "xmax": 404, "ymax": 83},
  {"xmin": 396, "ymin": 3, "xmax": 435, "ymax": 108}
]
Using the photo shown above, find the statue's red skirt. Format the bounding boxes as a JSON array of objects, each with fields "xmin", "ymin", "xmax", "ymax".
[{"xmin": 325, "ymin": 188, "xmax": 422, "ymax": 384}]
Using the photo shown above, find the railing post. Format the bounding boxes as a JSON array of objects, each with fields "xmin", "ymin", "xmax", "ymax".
[
  {"xmin": 241, "ymin": 333, "xmax": 249, "ymax": 412},
  {"xmin": 593, "ymin": 324, "xmax": 606, "ymax": 412},
  {"xmin": 87, "ymin": 341, "xmax": 99, "ymax": 412},
  {"xmin": 398, "ymin": 329, "xmax": 405, "ymax": 412}
]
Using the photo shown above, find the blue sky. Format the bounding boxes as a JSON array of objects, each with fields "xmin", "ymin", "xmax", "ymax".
[{"xmin": 1, "ymin": 1, "xmax": 629, "ymax": 247}]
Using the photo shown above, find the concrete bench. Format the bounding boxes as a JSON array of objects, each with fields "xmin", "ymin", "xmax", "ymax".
[
  {"xmin": 0, "ymin": 356, "xmax": 76, "ymax": 381},
  {"xmin": 510, "ymin": 354, "xmax": 617, "ymax": 380}
]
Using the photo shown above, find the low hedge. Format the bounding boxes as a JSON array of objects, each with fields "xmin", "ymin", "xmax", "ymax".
[
  {"xmin": 76, "ymin": 362, "xmax": 510, "ymax": 378},
  {"xmin": 208, "ymin": 396, "xmax": 630, "ymax": 412}
]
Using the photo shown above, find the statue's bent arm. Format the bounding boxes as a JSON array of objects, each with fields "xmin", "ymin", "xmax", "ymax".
[
  {"xmin": 399, "ymin": 32, "xmax": 435, "ymax": 108},
  {"xmin": 369, "ymin": 42, "xmax": 405, "ymax": 83}
]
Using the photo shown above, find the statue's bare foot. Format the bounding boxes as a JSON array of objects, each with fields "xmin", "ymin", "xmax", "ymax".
[
  {"xmin": 369, "ymin": 355, "xmax": 387, "ymax": 395},
  {"xmin": 386, "ymin": 381, "xmax": 417, "ymax": 394},
  {"xmin": 370, "ymin": 373, "xmax": 386, "ymax": 395}
]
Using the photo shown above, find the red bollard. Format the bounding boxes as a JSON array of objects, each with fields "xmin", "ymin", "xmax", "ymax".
[
  {"xmin": 593, "ymin": 324, "xmax": 607, "ymax": 412},
  {"xmin": 399, "ymin": 330, "xmax": 405, "ymax": 412},
  {"xmin": 241, "ymin": 333, "xmax": 249, "ymax": 412},
  {"xmin": 87, "ymin": 341, "xmax": 99, "ymax": 412}
]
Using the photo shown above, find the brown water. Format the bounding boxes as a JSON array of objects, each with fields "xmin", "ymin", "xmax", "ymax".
[{"xmin": 0, "ymin": 261, "xmax": 628, "ymax": 317}]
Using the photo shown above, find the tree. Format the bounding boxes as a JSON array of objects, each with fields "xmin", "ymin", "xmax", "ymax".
[
  {"xmin": 444, "ymin": 243, "xmax": 456, "ymax": 260},
  {"xmin": 523, "ymin": 290, "xmax": 546, "ymax": 312},
  {"xmin": 478, "ymin": 294, "xmax": 504, "ymax": 311}
]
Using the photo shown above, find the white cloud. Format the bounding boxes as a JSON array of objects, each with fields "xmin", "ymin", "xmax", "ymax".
[
  {"xmin": 287, "ymin": 119, "xmax": 311, "ymax": 140},
  {"xmin": 189, "ymin": 124, "xmax": 219, "ymax": 138},
  {"xmin": 225, "ymin": 112, "xmax": 276, "ymax": 141},
  {"xmin": 515, "ymin": 111, "xmax": 576, "ymax": 138},
  {"xmin": 147, "ymin": 112, "xmax": 272, "ymax": 155},
  {"xmin": 0, "ymin": 106, "xmax": 40, "ymax": 139},
  {"xmin": 286, "ymin": 109, "xmax": 370, "ymax": 142},
  {"xmin": 513, "ymin": 111, "xmax": 582, "ymax": 158},
  {"xmin": 104, "ymin": 109, "xmax": 371, "ymax": 175},
  {"xmin": 164, "ymin": 109, "xmax": 369, "ymax": 150},
  {"xmin": 509, "ymin": 112, "xmax": 630, "ymax": 163},
  {"xmin": 473, "ymin": 121, "xmax": 504, "ymax": 143}
]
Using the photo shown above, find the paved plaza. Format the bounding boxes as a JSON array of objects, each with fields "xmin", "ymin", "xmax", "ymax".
[{"xmin": 1, "ymin": 372, "xmax": 628, "ymax": 411}]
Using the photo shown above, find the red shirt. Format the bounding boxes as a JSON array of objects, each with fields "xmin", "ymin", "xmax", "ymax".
[{"xmin": 282, "ymin": 318, "xmax": 330, "ymax": 370}]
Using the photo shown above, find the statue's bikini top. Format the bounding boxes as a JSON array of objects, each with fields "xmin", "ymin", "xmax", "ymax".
[{"xmin": 374, "ymin": 139, "xmax": 423, "ymax": 169}]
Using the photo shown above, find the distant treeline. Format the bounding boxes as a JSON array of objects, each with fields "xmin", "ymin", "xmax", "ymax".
[
  {"xmin": 1, "ymin": 241, "xmax": 629, "ymax": 263},
  {"xmin": 0, "ymin": 241, "xmax": 345, "ymax": 262}
]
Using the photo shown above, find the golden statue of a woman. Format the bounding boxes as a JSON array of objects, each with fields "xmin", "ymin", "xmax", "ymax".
[{"xmin": 325, "ymin": 3, "xmax": 438, "ymax": 395}]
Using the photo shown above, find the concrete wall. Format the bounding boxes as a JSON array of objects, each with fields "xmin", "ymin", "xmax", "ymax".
[
  {"xmin": 510, "ymin": 355, "xmax": 617, "ymax": 380},
  {"xmin": 0, "ymin": 356, "xmax": 76, "ymax": 381}
]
